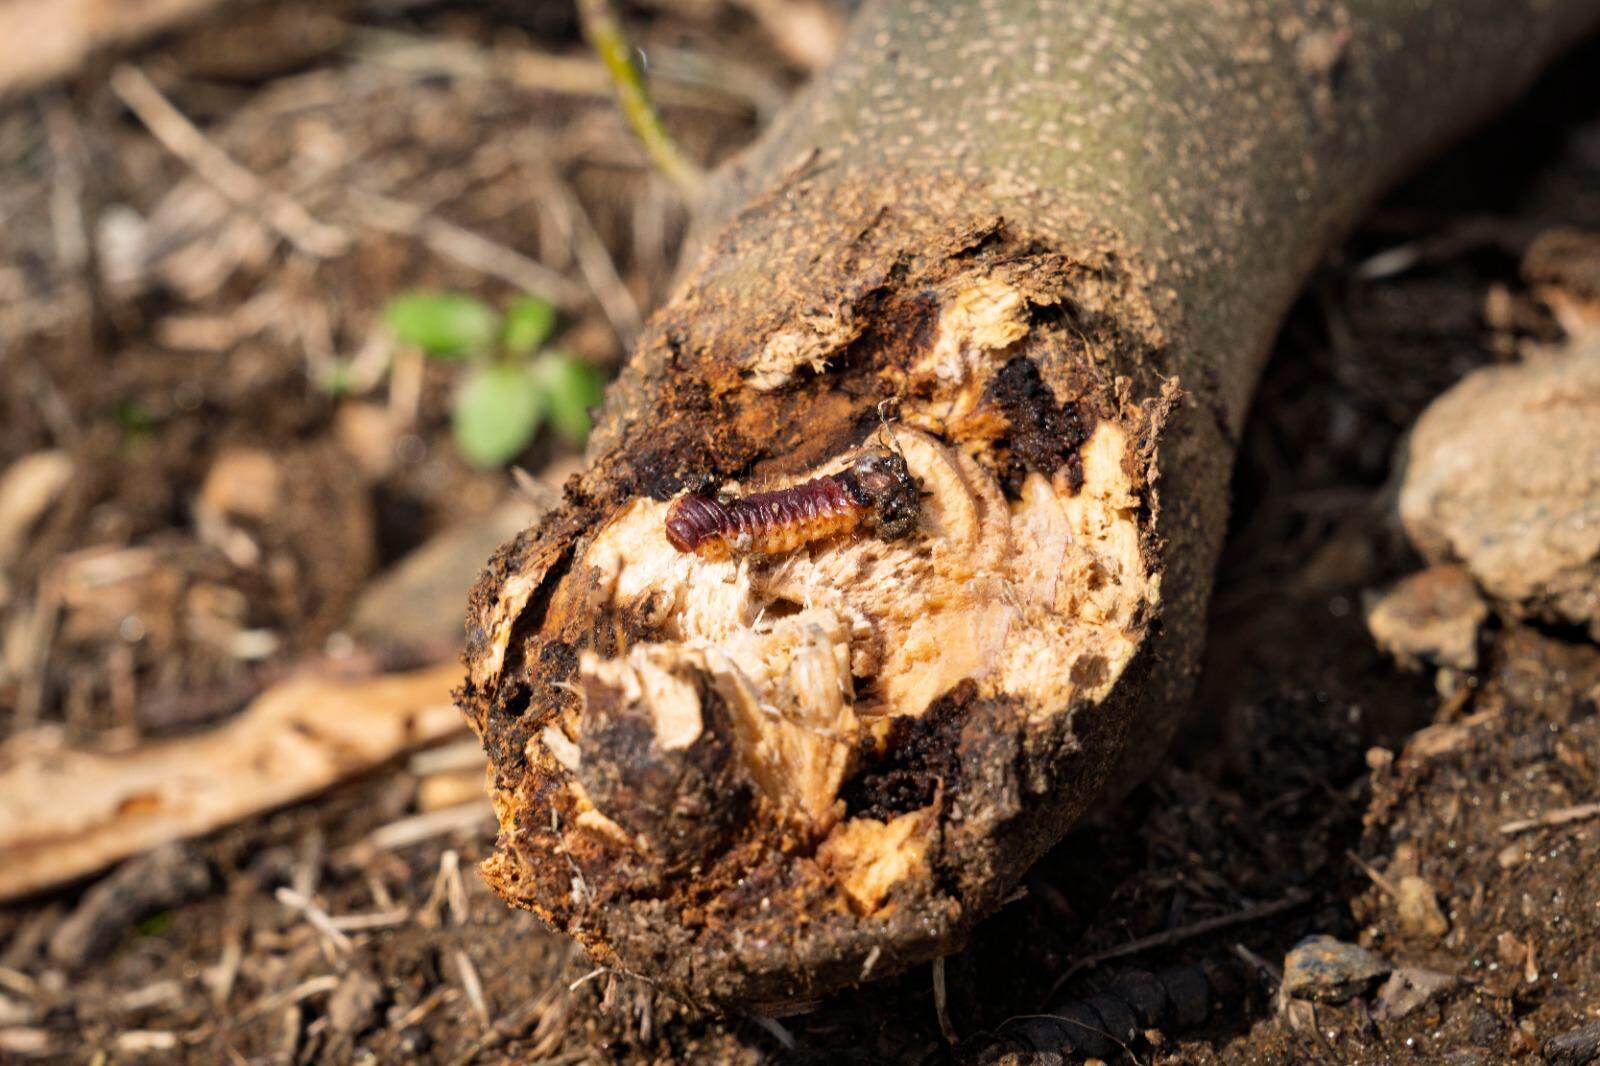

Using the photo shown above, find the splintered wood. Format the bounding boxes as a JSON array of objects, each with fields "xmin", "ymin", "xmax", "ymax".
[{"xmin": 0, "ymin": 662, "xmax": 463, "ymax": 900}]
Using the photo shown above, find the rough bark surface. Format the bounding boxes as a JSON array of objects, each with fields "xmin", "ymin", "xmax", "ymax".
[{"xmin": 458, "ymin": 0, "xmax": 1600, "ymax": 1008}]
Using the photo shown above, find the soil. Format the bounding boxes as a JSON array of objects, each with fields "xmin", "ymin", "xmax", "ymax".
[{"xmin": 1, "ymin": 3, "xmax": 1598, "ymax": 1063}]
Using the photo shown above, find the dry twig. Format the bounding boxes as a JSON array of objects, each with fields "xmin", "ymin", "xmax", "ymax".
[
  {"xmin": 1500, "ymin": 801, "xmax": 1600, "ymax": 835},
  {"xmin": 349, "ymin": 190, "xmax": 584, "ymax": 307},
  {"xmin": 1048, "ymin": 891, "xmax": 1311, "ymax": 995},
  {"xmin": 931, "ymin": 955, "xmax": 957, "ymax": 1043},
  {"xmin": 275, "ymin": 887, "xmax": 354, "ymax": 955},
  {"xmin": 109, "ymin": 66, "xmax": 348, "ymax": 258}
]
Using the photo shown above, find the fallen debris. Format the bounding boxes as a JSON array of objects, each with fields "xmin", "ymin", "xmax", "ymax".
[
  {"xmin": 0, "ymin": 0, "xmax": 243, "ymax": 96},
  {"xmin": 0, "ymin": 662, "xmax": 462, "ymax": 900},
  {"xmin": 347, "ymin": 499, "xmax": 546, "ymax": 657},
  {"xmin": 1374, "ymin": 966, "xmax": 1458, "ymax": 1020},
  {"xmin": 326, "ymin": 970, "xmax": 385, "ymax": 1037},
  {"xmin": 1500, "ymin": 801, "xmax": 1600, "ymax": 836},
  {"xmin": 0, "ymin": 451, "xmax": 73, "ymax": 573}
]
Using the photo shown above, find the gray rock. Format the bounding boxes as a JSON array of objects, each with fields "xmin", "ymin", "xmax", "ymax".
[{"xmin": 1546, "ymin": 1020, "xmax": 1600, "ymax": 1066}]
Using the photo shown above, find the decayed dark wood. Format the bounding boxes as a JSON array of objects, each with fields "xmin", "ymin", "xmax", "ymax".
[{"xmin": 459, "ymin": 0, "xmax": 1600, "ymax": 1008}]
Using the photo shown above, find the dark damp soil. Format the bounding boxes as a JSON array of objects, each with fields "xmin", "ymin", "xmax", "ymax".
[{"xmin": 2, "ymin": 5, "xmax": 1599, "ymax": 1064}]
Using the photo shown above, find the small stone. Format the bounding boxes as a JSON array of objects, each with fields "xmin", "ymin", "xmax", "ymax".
[
  {"xmin": 1396, "ymin": 875, "xmax": 1450, "ymax": 941},
  {"xmin": 1364, "ymin": 566, "xmax": 1487, "ymax": 671},
  {"xmin": 1495, "ymin": 931, "xmax": 1528, "ymax": 968},
  {"xmin": 1374, "ymin": 966, "xmax": 1458, "ymax": 1020},
  {"xmin": 1281, "ymin": 935, "xmax": 1392, "ymax": 1004}
]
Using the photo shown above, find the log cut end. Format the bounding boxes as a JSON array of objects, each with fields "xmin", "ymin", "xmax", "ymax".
[{"xmin": 459, "ymin": 189, "xmax": 1181, "ymax": 1007}]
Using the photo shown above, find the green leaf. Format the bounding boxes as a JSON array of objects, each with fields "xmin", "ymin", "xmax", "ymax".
[
  {"xmin": 384, "ymin": 291, "xmax": 500, "ymax": 359},
  {"xmin": 502, "ymin": 296, "xmax": 558, "ymax": 358},
  {"xmin": 531, "ymin": 352, "xmax": 606, "ymax": 448},
  {"xmin": 453, "ymin": 363, "xmax": 544, "ymax": 468}
]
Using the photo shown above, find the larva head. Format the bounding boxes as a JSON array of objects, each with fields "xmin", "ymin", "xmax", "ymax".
[
  {"xmin": 663, "ymin": 493, "xmax": 726, "ymax": 554},
  {"xmin": 843, "ymin": 450, "xmax": 922, "ymax": 541}
]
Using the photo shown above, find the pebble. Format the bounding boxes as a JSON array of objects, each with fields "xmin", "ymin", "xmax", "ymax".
[
  {"xmin": 1281, "ymin": 935, "xmax": 1392, "ymax": 1004},
  {"xmin": 1395, "ymin": 875, "xmax": 1450, "ymax": 941}
]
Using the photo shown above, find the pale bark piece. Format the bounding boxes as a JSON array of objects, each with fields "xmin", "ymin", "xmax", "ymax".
[
  {"xmin": 0, "ymin": 662, "xmax": 461, "ymax": 901},
  {"xmin": 460, "ymin": 0, "xmax": 1600, "ymax": 1008},
  {"xmin": 1399, "ymin": 340, "xmax": 1600, "ymax": 638},
  {"xmin": 0, "ymin": 0, "xmax": 242, "ymax": 95},
  {"xmin": 0, "ymin": 451, "xmax": 73, "ymax": 569}
]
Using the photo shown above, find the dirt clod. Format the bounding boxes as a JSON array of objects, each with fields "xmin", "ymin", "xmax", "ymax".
[
  {"xmin": 1398, "ymin": 338, "xmax": 1600, "ymax": 637},
  {"xmin": 1365, "ymin": 565, "xmax": 1486, "ymax": 671}
]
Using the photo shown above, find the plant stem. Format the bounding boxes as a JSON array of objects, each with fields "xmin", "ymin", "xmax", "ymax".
[{"xmin": 576, "ymin": 0, "xmax": 704, "ymax": 197}]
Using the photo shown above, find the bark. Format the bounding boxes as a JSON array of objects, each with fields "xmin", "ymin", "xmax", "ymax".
[
  {"xmin": 0, "ymin": 0, "xmax": 240, "ymax": 95},
  {"xmin": 459, "ymin": 0, "xmax": 1600, "ymax": 1008}
]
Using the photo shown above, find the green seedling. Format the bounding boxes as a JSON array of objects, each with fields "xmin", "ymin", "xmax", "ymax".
[{"xmin": 382, "ymin": 291, "xmax": 605, "ymax": 468}]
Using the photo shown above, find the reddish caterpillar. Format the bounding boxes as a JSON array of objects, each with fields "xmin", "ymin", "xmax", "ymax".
[{"xmin": 664, "ymin": 451, "xmax": 921, "ymax": 560}]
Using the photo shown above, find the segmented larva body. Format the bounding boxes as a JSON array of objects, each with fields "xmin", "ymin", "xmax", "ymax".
[{"xmin": 665, "ymin": 451, "xmax": 920, "ymax": 560}]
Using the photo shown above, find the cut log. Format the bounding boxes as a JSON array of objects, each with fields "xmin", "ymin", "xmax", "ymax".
[{"xmin": 458, "ymin": 0, "xmax": 1600, "ymax": 1008}]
